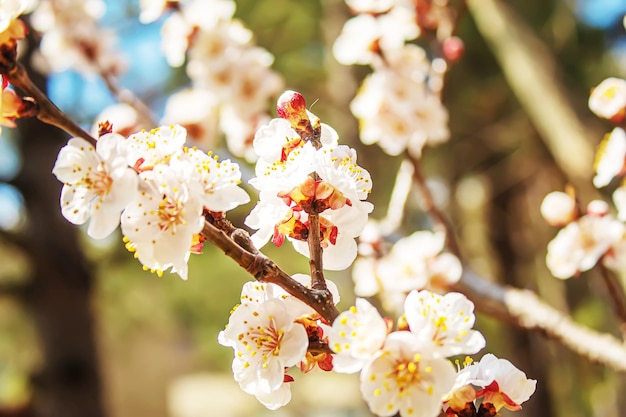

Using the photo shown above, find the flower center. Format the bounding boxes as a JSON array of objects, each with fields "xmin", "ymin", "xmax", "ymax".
[
  {"xmin": 386, "ymin": 353, "xmax": 434, "ymax": 397},
  {"xmin": 82, "ymin": 162, "xmax": 113, "ymax": 197},
  {"xmin": 278, "ymin": 176, "xmax": 352, "ymax": 214},
  {"xmin": 156, "ymin": 194, "xmax": 185, "ymax": 232},
  {"xmin": 240, "ymin": 316, "xmax": 284, "ymax": 368}
]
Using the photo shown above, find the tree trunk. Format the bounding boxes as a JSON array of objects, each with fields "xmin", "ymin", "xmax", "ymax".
[{"xmin": 10, "ymin": 63, "xmax": 107, "ymax": 417}]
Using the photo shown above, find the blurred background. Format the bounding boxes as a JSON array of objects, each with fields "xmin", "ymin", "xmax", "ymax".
[{"xmin": 1, "ymin": 0, "xmax": 626, "ymax": 416}]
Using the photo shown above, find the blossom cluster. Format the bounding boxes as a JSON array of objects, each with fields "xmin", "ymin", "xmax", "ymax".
[
  {"xmin": 352, "ymin": 222, "xmax": 462, "ymax": 313},
  {"xmin": 30, "ymin": 0, "xmax": 124, "ymax": 75},
  {"xmin": 333, "ymin": 0, "xmax": 454, "ymax": 157},
  {"xmin": 328, "ymin": 291, "xmax": 535, "ymax": 417},
  {"xmin": 52, "ymin": 124, "xmax": 250, "ymax": 279},
  {"xmin": 138, "ymin": 0, "xmax": 283, "ymax": 161},
  {"xmin": 244, "ymin": 90, "xmax": 373, "ymax": 270},
  {"xmin": 218, "ymin": 275, "xmax": 340, "ymax": 409},
  {"xmin": 220, "ymin": 284, "xmax": 536, "ymax": 416},
  {"xmin": 543, "ymin": 77, "xmax": 626, "ymax": 278}
]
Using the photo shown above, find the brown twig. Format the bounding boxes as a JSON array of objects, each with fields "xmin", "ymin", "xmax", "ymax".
[
  {"xmin": 5, "ymin": 62, "xmax": 96, "ymax": 144},
  {"xmin": 201, "ymin": 215, "xmax": 339, "ymax": 323},
  {"xmin": 408, "ymin": 154, "xmax": 462, "ymax": 258},
  {"xmin": 307, "ymin": 212, "xmax": 326, "ymax": 290},
  {"xmin": 99, "ymin": 70, "xmax": 156, "ymax": 127},
  {"xmin": 599, "ymin": 264, "xmax": 626, "ymax": 340}
]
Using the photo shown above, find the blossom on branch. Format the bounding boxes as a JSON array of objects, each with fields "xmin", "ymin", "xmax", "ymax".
[
  {"xmin": 246, "ymin": 92, "xmax": 373, "ymax": 270},
  {"xmin": 350, "ymin": 45, "xmax": 450, "ymax": 157},
  {"xmin": 52, "ymin": 133, "xmax": 138, "ymax": 239},
  {"xmin": 445, "ymin": 354, "xmax": 536, "ymax": 415},
  {"xmin": 324, "ymin": 298, "xmax": 389, "ymax": 374},
  {"xmin": 353, "ymin": 229, "xmax": 462, "ymax": 312},
  {"xmin": 156, "ymin": 0, "xmax": 283, "ymax": 161},
  {"xmin": 546, "ymin": 210, "xmax": 624, "ymax": 279},
  {"xmin": 219, "ymin": 276, "xmax": 339, "ymax": 409},
  {"xmin": 360, "ymin": 331, "xmax": 456, "ymax": 417},
  {"xmin": 588, "ymin": 77, "xmax": 626, "ymax": 122},
  {"xmin": 219, "ymin": 296, "xmax": 308, "ymax": 410},
  {"xmin": 403, "ymin": 290, "xmax": 485, "ymax": 357},
  {"xmin": 593, "ymin": 127, "xmax": 626, "ymax": 188},
  {"xmin": 53, "ymin": 124, "xmax": 249, "ymax": 279},
  {"xmin": 121, "ymin": 161, "xmax": 205, "ymax": 280}
]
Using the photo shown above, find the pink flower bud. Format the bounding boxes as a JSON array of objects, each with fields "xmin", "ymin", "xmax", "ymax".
[
  {"xmin": 443, "ymin": 36, "xmax": 464, "ymax": 63},
  {"xmin": 276, "ymin": 90, "xmax": 307, "ymax": 121}
]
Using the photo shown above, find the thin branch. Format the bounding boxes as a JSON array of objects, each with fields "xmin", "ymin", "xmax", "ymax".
[
  {"xmin": 599, "ymin": 264, "xmax": 626, "ymax": 340},
  {"xmin": 201, "ymin": 214, "xmax": 339, "ymax": 323},
  {"xmin": 409, "ymin": 154, "xmax": 461, "ymax": 257},
  {"xmin": 457, "ymin": 271, "xmax": 626, "ymax": 371},
  {"xmin": 307, "ymin": 212, "xmax": 326, "ymax": 290},
  {"xmin": 99, "ymin": 70, "xmax": 156, "ymax": 127},
  {"xmin": 6, "ymin": 62, "xmax": 96, "ymax": 144}
]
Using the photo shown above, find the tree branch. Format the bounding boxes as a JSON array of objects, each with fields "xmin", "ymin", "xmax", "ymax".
[
  {"xmin": 201, "ymin": 214, "xmax": 339, "ymax": 323},
  {"xmin": 409, "ymin": 155, "xmax": 462, "ymax": 257},
  {"xmin": 5, "ymin": 62, "xmax": 96, "ymax": 144},
  {"xmin": 409, "ymin": 152, "xmax": 626, "ymax": 372},
  {"xmin": 599, "ymin": 264, "xmax": 626, "ymax": 340},
  {"xmin": 307, "ymin": 212, "xmax": 326, "ymax": 291}
]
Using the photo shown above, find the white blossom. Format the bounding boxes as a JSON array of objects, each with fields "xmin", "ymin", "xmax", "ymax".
[
  {"xmin": 540, "ymin": 191, "xmax": 577, "ymax": 226},
  {"xmin": 593, "ymin": 127, "xmax": 626, "ymax": 188},
  {"xmin": 31, "ymin": 0, "xmax": 123, "ymax": 75},
  {"xmin": 125, "ymin": 125, "xmax": 187, "ymax": 170},
  {"xmin": 350, "ymin": 45, "xmax": 449, "ymax": 156},
  {"xmin": 219, "ymin": 284, "xmax": 309, "ymax": 410},
  {"xmin": 375, "ymin": 231, "xmax": 462, "ymax": 301},
  {"xmin": 121, "ymin": 162, "xmax": 205, "ymax": 279},
  {"xmin": 360, "ymin": 331, "xmax": 456, "ymax": 417},
  {"xmin": 52, "ymin": 134, "xmax": 138, "ymax": 239},
  {"xmin": 469, "ymin": 354, "xmax": 536, "ymax": 411},
  {"xmin": 546, "ymin": 213, "xmax": 625, "ymax": 279},
  {"xmin": 589, "ymin": 77, "xmax": 626, "ymax": 121},
  {"xmin": 404, "ymin": 290, "xmax": 485, "ymax": 357},
  {"xmin": 333, "ymin": 5, "xmax": 419, "ymax": 66},
  {"xmin": 179, "ymin": 147, "xmax": 250, "ymax": 212},
  {"xmin": 326, "ymin": 298, "xmax": 388, "ymax": 373}
]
